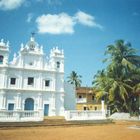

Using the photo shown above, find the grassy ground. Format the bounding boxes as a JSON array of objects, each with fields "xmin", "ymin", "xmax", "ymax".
[{"xmin": 0, "ymin": 121, "xmax": 140, "ymax": 140}]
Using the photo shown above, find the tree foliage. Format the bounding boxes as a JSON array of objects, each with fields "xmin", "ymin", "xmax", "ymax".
[
  {"xmin": 92, "ymin": 40, "xmax": 140, "ymax": 114},
  {"xmin": 67, "ymin": 71, "xmax": 82, "ymax": 88}
]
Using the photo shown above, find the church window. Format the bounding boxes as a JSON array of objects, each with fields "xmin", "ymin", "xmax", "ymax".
[
  {"xmin": 8, "ymin": 103, "xmax": 14, "ymax": 110},
  {"xmin": 45, "ymin": 80, "xmax": 50, "ymax": 87},
  {"xmin": 56, "ymin": 61, "xmax": 60, "ymax": 68},
  {"xmin": 0, "ymin": 55, "xmax": 4, "ymax": 64},
  {"xmin": 28, "ymin": 77, "xmax": 34, "ymax": 85},
  {"xmin": 29, "ymin": 62, "xmax": 33, "ymax": 66},
  {"xmin": 79, "ymin": 95, "xmax": 82, "ymax": 99},
  {"xmin": 10, "ymin": 78, "xmax": 16, "ymax": 85}
]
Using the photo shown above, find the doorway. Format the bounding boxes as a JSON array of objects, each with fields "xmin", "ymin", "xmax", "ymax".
[
  {"xmin": 44, "ymin": 104, "xmax": 49, "ymax": 116},
  {"xmin": 24, "ymin": 98, "xmax": 34, "ymax": 110}
]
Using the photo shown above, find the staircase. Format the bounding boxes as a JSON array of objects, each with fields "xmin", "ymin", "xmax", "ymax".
[{"xmin": 0, "ymin": 117, "xmax": 113, "ymax": 129}]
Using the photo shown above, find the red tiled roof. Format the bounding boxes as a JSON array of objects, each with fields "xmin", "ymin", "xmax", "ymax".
[{"xmin": 76, "ymin": 87, "xmax": 94, "ymax": 94}]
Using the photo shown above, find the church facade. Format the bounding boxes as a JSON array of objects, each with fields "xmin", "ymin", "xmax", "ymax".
[{"xmin": 0, "ymin": 36, "xmax": 76, "ymax": 122}]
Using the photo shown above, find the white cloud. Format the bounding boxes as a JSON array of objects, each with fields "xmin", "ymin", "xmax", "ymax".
[
  {"xmin": 36, "ymin": 13, "xmax": 75, "ymax": 34},
  {"xmin": 74, "ymin": 11, "xmax": 103, "ymax": 29},
  {"xmin": 26, "ymin": 13, "xmax": 34, "ymax": 23},
  {"xmin": 36, "ymin": 11, "xmax": 103, "ymax": 34},
  {"xmin": 0, "ymin": 0, "xmax": 25, "ymax": 10}
]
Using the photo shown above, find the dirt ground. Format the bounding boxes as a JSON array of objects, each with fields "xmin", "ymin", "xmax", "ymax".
[{"xmin": 0, "ymin": 121, "xmax": 140, "ymax": 140}]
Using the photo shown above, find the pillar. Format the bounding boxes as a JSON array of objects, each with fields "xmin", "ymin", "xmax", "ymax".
[
  {"xmin": 15, "ymin": 93, "xmax": 21, "ymax": 110},
  {"xmin": 101, "ymin": 100, "xmax": 105, "ymax": 111},
  {"xmin": 0, "ymin": 92, "xmax": 6, "ymax": 110},
  {"xmin": 38, "ymin": 93, "xmax": 43, "ymax": 110},
  {"xmin": 51, "ymin": 93, "xmax": 56, "ymax": 115},
  {"xmin": 101, "ymin": 100, "xmax": 106, "ymax": 118},
  {"xmin": 60, "ymin": 93, "xmax": 65, "ymax": 114}
]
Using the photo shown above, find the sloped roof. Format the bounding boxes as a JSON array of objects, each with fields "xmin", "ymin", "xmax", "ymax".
[{"xmin": 76, "ymin": 87, "xmax": 95, "ymax": 94}]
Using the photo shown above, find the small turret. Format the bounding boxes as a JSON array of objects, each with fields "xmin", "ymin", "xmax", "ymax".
[
  {"xmin": 0, "ymin": 39, "xmax": 9, "ymax": 65},
  {"xmin": 50, "ymin": 47, "xmax": 64, "ymax": 72}
]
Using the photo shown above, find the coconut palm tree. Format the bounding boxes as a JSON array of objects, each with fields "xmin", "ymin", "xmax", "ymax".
[
  {"xmin": 67, "ymin": 71, "xmax": 82, "ymax": 88},
  {"xmin": 93, "ymin": 40, "xmax": 140, "ymax": 113}
]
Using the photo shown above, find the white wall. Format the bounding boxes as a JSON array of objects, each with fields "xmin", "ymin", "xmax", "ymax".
[
  {"xmin": 64, "ymin": 82, "xmax": 76, "ymax": 110},
  {"xmin": 0, "ymin": 38, "xmax": 74, "ymax": 118}
]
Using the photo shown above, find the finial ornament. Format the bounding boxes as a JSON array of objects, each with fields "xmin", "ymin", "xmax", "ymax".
[
  {"xmin": 1, "ymin": 38, "xmax": 4, "ymax": 42},
  {"xmin": 31, "ymin": 32, "xmax": 36, "ymax": 38},
  {"xmin": 6, "ymin": 41, "xmax": 9, "ymax": 47},
  {"xmin": 30, "ymin": 32, "xmax": 36, "ymax": 42}
]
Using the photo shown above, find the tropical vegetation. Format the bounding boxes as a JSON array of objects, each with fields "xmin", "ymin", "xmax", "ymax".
[
  {"xmin": 67, "ymin": 71, "xmax": 82, "ymax": 88},
  {"xmin": 92, "ymin": 40, "xmax": 140, "ymax": 115}
]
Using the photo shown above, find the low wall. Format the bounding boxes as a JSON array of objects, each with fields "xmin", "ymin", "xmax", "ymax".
[
  {"xmin": 109, "ymin": 112, "xmax": 140, "ymax": 121},
  {"xmin": 65, "ymin": 110, "xmax": 106, "ymax": 121},
  {"xmin": 0, "ymin": 110, "xmax": 108, "ymax": 122},
  {"xmin": 0, "ymin": 110, "xmax": 43, "ymax": 122}
]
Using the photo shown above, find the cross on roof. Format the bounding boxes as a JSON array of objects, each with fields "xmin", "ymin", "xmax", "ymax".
[{"xmin": 31, "ymin": 32, "xmax": 36, "ymax": 37}]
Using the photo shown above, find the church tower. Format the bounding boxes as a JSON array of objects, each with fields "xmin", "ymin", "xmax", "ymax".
[
  {"xmin": 0, "ymin": 39, "xmax": 9, "ymax": 66},
  {"xmin": 50, "ymin": 47, "xmax": 64, "ymax": 72}
]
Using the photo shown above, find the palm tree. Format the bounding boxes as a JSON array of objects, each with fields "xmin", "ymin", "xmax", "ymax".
[
  {"xmin": 93, "ymin": 40, "xmax": 140, "ymax": 113},
  {"xmin": 67, "ymin": 71, "xmax": 82, "ymax": 88}
]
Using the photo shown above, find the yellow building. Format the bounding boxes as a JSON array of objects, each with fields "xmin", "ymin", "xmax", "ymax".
[{"xmin": 76, "ymin": 87, "xmax": 106, "ymax": 111}]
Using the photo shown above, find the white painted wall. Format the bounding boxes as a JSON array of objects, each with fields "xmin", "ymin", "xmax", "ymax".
[
  {"xmin": 0, "ymin": 37, "xmax": 75, "ymax": 118},
  {"xmin": 64, "ymin": 82, "xmax": 76, "ymax": 110}
]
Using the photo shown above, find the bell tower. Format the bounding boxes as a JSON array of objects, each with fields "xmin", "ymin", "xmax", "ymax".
[
  {"xmin": 0, "ymin": 39, "xmax": 9, "ymax": 66},
  {"xmin": 50, "ymin": 47, "xmax": 64, "ymax": 72}
]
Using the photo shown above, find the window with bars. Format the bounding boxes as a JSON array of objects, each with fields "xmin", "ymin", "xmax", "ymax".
[
  {"xmin": 0, "ymin": 55, "xmax": 4, "ymax": 64},
  {"xmin": 45, "ymin": 80, "xmax": 50, "ymax": 87},
  {"xmin": 10, "ymin": 78, "xmax": 16, "ymax": 85},
  {"xmin": 28, "ymin": 77, "xmax": 34, "ymax": 85}
]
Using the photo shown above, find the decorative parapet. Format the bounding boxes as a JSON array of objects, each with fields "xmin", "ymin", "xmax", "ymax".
[
  {"xmin": 0, "ymin": 39, "xmax": 9, "ymax": 51},
  {"xmin": 19, "ymin": 37, "xmax": 44, "ymax": 55},
  {"xmin": 0, "ymin": 110, "xmax": 44, "ymax": 122},
  {"xmin": 76, "ymin": 98, "xmax": 87, "ymax": 103},
  {"xmin": 50, "ymin": 47, "xmax": 64, "ymax": 58}
]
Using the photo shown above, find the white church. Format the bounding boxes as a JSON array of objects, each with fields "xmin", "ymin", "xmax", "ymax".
[{"xmin": 0, "ymin": 35, "xmax": 76, "ymax": 122}]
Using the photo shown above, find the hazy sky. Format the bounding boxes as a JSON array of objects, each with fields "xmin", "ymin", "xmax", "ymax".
[{"xmin": 0, "ymin": 0, "xmax": 140, "ymax": 86}]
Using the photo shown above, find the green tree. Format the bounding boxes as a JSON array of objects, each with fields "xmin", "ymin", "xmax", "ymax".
[
  {"xmin": 93, "ymin": 40, "xmax": 140, "ymax": 114},
  {"xmin": 67, "ymin": 71, "xmax": 82, "ymax": 88}
]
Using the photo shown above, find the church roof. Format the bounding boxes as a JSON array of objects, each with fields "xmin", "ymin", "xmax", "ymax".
[{"xmin": 20, "ymin": 36, "xmax": 43, "ymax": 55}]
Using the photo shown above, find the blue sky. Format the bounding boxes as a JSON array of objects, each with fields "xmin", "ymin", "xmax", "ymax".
[{"xmin": 0, "ymin": 0, "xmax": 140, "ymax": 86}]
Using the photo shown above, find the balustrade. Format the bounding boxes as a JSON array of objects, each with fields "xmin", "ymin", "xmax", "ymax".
[
  {"xmin": 65, "ymin": 110, "xmax": 106, "ymax": 120},
  {"xmin": 0, "ymin": 110, "xmax": 43, "ymax": 122},
  {"xmin": 76, "ymin": 98, "xmax": 87, "ymax": 103}
]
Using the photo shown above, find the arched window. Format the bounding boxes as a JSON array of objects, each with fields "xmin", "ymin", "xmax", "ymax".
[
  {"xmin": 0, "ymin": 55, "xmax": 4, "ymax": 64},
  {"xmin": 24, "ymin": 98, "xmax": 34, "ymax": 110},
  {"xmin": 56, "ymin": 61, "xmax": 60, "ymax": 68}
]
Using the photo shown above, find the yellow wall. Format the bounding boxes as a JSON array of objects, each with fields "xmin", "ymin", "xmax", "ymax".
[
  {"xmin": 76, "ymin": 89, "xmax": 107, "ymax": 111},
  {"xmin": 76, "ymin": 104, "xmax": 106, "ymax": 111}
]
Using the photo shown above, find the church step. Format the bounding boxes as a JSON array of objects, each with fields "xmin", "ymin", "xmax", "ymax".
[{"xmin": 0, "ymin": 119, "xmax": 113, "ymax": 129}]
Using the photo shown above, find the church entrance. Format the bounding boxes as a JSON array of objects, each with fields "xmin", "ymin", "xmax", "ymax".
[
  {"xmin": 24, "ymin": 98, "xmax": 34, "ymax": 110},
  {"xmin": 44, "ymin": 104, "xmax": 49, "ymax": 116}
]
